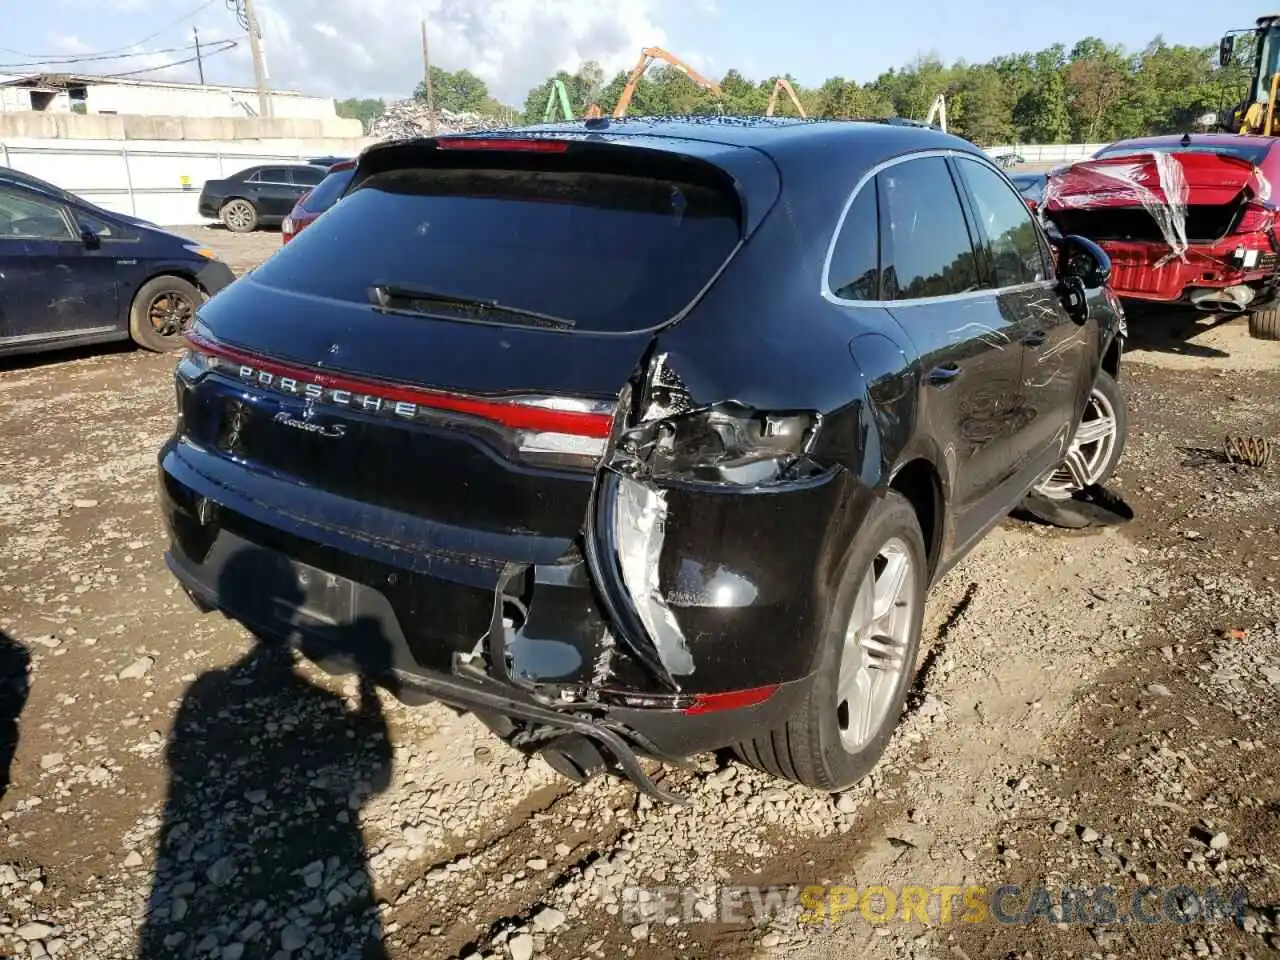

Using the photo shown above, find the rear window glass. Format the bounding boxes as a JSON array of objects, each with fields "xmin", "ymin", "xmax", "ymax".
[
  {"xmin": 1096, "ymin": 143, "xmax": 1271, "ymax": 166},
  {"xmin": 300, "ymin": 168, "xmax": 354, "ymax": 213},
  {"xmin": 250, "ymin": 166, "xmax": 741, "ymax": 333},
  {"xmin": 1010, "ymin": 175, "xmax": 1045, "ymax": 201}
]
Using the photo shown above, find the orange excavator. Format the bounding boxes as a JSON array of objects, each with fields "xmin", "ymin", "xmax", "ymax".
[
  {"xmin": 765, "ymin": 77, "xmax": 807, "ymax": 117},
  {"xmin": 611, "ymin": 46, "xmax": 723, "ymax": 118}
]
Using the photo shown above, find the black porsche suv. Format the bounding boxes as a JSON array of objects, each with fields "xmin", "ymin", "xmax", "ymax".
[{"xmin": 160, "ymin": 118, "xmax": 1126, "ymax": 802}]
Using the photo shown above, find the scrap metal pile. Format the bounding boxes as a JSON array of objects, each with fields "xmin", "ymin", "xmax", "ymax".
[{"xmin": 369, "ymin": 99, "xmax": 511, "ymax": 140}]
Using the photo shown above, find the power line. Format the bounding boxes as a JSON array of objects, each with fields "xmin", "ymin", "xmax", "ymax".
[
  {"xmin": 96, "ymin": 42, "xmax": 239, "ymax": 79},
  {"xmin": 0, "ymin": 0, "xmax": 220, "ymax": 61},
  {"xmin": 0, "ymin": 40, "xmax": 229, "ymax": 71}
]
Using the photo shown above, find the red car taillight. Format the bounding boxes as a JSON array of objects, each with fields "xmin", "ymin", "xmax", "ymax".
[
  {"xmin": 1233, "ymin": 201, "xmax": 1275, "ymax": 235},
  {"xmin": 281, "ymin": 216, "xmax": 295, "ymax": 244}
]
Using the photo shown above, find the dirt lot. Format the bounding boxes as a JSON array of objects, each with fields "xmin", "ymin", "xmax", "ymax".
[{"xmin": 1, "ymin": 227, "xmax": 1279, "ymax": 960}]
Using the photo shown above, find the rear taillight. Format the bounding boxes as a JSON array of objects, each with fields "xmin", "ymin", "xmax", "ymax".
[
  {"xmin": 179, "ymin": 328, "xmax": 616, "ymax": 468},
  {"xmin": 1233, "ymin": 201, "xmax": 1274, "ymax": 235},
  {"xmin": 436, "ymin": 137, "xmax": 569, "ymax": 153},
  {"xmin": 281, "ymin": 217, "xmax": 294, "ymax": 244}
]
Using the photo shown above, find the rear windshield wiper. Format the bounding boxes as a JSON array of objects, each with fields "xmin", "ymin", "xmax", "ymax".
[{"xmin": 368, "ymin": 283, "xmax": 576, "ymax": 329}]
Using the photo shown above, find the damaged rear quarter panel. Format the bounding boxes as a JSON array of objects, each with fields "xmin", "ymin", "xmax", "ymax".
[{"xmin": 649, "ymin": 464, "xmax": 863, "ymax": 692}]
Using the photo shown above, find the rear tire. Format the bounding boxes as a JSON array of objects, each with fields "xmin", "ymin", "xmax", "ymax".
[
  {"xmin": 1248, "ymin": 306, "xmax": 1280, "ymax": 340},
  {"xmin": 734, "ymin": 491, "xmax": 926, "ymax": 791},
  {"xmin": 220, "ymin": 198, "xmax": 258, "ymax": 233},
  {"xmin": 129, "ymin": 276, "xmax": 201, "ymax": 353}
]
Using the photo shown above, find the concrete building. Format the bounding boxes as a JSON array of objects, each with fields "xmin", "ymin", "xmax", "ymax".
[{"xmin": 0, "ymin": 73, "xmax": 337, "ymax": 120}]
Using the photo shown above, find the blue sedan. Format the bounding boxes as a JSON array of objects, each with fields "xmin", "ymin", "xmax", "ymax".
[{"xmin": 0, "ymin": 174, "xmax": 235, "ymax": 357}]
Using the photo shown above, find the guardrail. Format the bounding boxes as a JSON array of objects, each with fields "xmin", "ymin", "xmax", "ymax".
[{"xmin": 0, "ymin": 139, "xmax": 366, "ymax": 225}]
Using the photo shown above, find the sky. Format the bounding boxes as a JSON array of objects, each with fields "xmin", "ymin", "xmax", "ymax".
[{"xmin": 0, "ymin": 0, "xmax": 1265, "ymax": 108}]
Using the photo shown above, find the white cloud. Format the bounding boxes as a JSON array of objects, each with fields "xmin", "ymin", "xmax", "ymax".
[{"xmin": 243, "ymin": 0, "xmax": 666, "ymax": 104}]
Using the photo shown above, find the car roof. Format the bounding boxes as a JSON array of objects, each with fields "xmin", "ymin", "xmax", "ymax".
[
  {"xmin": 1103, "ymin": 133, "xmax": 1277, "ymax": 150},
  {"xmin": 0, "ymin": 166, "xmax": 73, "ymax": 197},
  {"xmin": 502, "ymin": 115, "xmax": 970, "ymax": 157}
]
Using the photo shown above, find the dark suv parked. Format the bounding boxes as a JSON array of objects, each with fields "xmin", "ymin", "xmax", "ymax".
[{"xmin": 160, "ymin": 119, "xmax": 1126, "ymax": 801}]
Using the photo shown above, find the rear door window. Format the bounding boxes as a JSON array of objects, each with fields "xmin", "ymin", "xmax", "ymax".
[
  {"xmin": 290, "ymin": 166, "xmax": 327, "ymax": 186},
  {"xmin": 250, "ymin": 164, "xmax": 742, "ymax": 333},
  {"xmin": 878, "ymin": 156, "xmax": 980, "ymax": 300},
  {"xmin": 258, "ymin": 168, "xmax": 293, "ymax": 184},
  {"xmin": 953, "ymin": 157, "xmax": 1048, "ymax": 287},
  {"xmin": 828, "ymin": 183, "xmax": 880, "ymax": 301}
]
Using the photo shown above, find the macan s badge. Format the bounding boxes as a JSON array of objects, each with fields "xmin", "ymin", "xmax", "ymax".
[{"xmin": 272, "ymin": 410, "xmax": 347, "ymax": 439}]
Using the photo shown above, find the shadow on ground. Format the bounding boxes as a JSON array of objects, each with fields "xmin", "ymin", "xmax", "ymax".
[
  {"xmin": 0, "ymin": 631, "xmax": 31, "ymax": 804},
  {"xmin": 1122, "ymin": 303, "xmax": 1233, "ymax": 359},
  {"xmin": 137, "ymin": 548, "xmax": 395, "ymax": 960}
]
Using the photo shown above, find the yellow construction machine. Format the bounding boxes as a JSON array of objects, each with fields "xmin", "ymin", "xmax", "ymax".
[{"xmin": 1221, "ymin": 15, "xmax": 1280, "ymax": 134}]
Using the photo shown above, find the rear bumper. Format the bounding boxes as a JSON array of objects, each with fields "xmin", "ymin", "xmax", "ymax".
[
  {"xmin": 197, "ymin": 193, "xmax": 221, "ymax": 219},
  {"xmin": 1098, "ymin": 236, "xmax": 1278, "ymax": 302},
  {"xmin": 156, "ymin": 438, "xmax": 836, "ymax": 784}
]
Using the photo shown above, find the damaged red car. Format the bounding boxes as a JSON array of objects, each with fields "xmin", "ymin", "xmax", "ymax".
[{"xmin": 1043, "ymin": 134, "xmax": 1280, "ymax": 337}]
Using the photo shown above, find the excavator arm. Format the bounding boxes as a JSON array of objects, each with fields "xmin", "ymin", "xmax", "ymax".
[
  {"xmin": 612, "ymin": 46, "xmax": 724, "ymax": 118},
  {"xmin": 765, "ymin": 77, "xmax": 807, "ymax": 117},
  {"xmin": 543, "ymin": 78, "xmax": 574, "ymax": 122}
]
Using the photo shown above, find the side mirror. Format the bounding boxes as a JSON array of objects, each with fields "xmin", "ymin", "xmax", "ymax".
[
  {"xmin": 1220, "ymin": 34, "xmax": 1235, "ymax": 68},
  {"xmin": 79, "ymin": 224, "xmax": 101, "ymax": 249},
  {"xmin": 1056, "ymin": 233, "xmax": 1111, "ymax": 288},
  {"xmin": 1053, "ymin": 234, "xmax": 1111, "ymax": 321}
]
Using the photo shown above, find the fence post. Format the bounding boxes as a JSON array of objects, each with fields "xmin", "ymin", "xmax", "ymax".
[{"xmin": 121, "ymin": 144, "xmax": 137, "ymax": 216}]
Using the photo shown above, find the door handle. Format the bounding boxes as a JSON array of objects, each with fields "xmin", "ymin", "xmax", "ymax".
[
  {"xmin": 1023, "ymin": 330, "xmax": 1048, "ymax": 348},
  {"xmin": 926, "ymin": 362, "xmax": 963, "ymax": 385}
]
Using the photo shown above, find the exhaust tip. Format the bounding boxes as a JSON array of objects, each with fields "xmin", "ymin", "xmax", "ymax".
[{"xmin": 540, "ymin": 734, "xmax": 609, "ymax": 784}]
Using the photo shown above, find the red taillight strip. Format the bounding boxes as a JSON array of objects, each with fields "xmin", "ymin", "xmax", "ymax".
[
  {"xmin": 185, "ymin": 330, "xmax": 614, "ymax": 438},
  {"xmin": 435, "ymin": 137, "xmax": 570, "ymax": 153},
  {"xmin": 681, "ymin": 684, "xmax": 779, "ymax": 716}
]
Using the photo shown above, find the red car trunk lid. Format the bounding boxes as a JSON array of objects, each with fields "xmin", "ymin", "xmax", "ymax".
[{"xmin": 1046, "ymin": 151, "xmax": 1269, "ymax": 211}]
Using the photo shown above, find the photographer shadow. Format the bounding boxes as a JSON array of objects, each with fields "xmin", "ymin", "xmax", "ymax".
[{"xmin": 138, "ymin": 547, "xmax": 395, "ymax": 960}]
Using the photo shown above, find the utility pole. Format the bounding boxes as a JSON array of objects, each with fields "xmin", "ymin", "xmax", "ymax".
[
  {"xmin": 193, "ymin": 26, "xmax": 205, "ymax": 86},
  {"xmin": 421, "ymin": 18, "xmax": 436, "ymax": 135},
  {"xmin": 242, "ymin": 0, "xmax": 271, "ymax": 118}
]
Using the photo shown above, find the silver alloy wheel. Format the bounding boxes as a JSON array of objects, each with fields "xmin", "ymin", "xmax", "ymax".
[
  {"xmin": 223, "ymin": 201, "xmax": 253, "ymax": 231},
  {"xmin": 1033, "ymin": 386, "xmax": 1119, "ymax": 500},
  {"xmin": 836, "ymin": 536, "xmax": 917, "ymax": 753}
]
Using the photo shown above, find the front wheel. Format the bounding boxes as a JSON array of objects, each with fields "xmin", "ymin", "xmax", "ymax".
[
  {"xmin": 129, "ymin": 276, "xmax": 201, "ymax": 352},
  {"xmin": 734, "ymin": 491, "xmax": 927, "ymax": 791},
  {"xmin": 1031, "ymin": 369, "xmax": 1127, "ymax": 500}
]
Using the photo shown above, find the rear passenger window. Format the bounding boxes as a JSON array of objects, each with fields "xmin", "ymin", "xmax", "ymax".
[
  {"xmin": 828, "ymin": 184, "xmax": 880, "ymax": 300},
  {"xmin": 879, "ymin": 156, "xmax": 979, "ymax": 300},
  {"xmin": 955, "ymin": 157, "xmax": 1047, "ymax": 287}
]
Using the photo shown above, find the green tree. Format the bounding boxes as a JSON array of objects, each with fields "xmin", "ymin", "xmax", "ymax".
[
  {"xmin": 335, "ymin": 97, "xmax": 385, "ymax": 133},
  {"xmin": 950, "ymin": 66, "xmax": 1014, "ymax": 145},
  {"xmin": 414, "ymin": 67, "xmax": 490, "ymax": 113}
]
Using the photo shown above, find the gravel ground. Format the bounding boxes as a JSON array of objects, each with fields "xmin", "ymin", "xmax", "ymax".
[{"xmin": 1, "ymin": 228, "xmax": 1278, "ymax": 960}]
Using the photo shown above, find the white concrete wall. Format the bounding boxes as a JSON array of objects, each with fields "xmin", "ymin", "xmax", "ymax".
[
  {"xmin": 83, "ymin": 83, "xmax": 337, "ymax": 121},
  {"xmin": 0, "ymin": 136, "xmax": 377, "ymax": 225}
]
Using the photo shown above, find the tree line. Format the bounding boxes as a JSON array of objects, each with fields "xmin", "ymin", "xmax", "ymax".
[{"xmin": 339, "ymin": 31, "xmax": 1258, "ymax": 145}]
